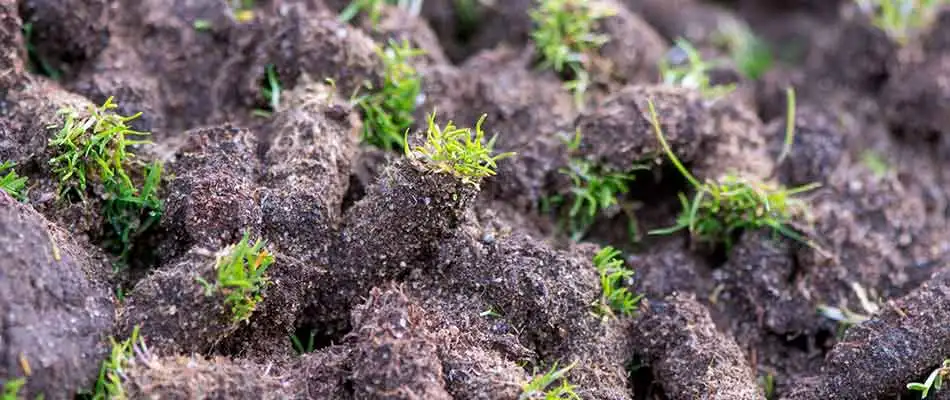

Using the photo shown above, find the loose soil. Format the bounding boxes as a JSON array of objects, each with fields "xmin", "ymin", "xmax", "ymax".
[{"xmin": 1, "ymin": 0, "xmax": 950, "ymax": 399}]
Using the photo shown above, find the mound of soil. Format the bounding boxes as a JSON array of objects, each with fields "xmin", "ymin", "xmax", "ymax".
[{"xmin": 2, "ymin": 0, "xmax": 950, "ymax": 399}]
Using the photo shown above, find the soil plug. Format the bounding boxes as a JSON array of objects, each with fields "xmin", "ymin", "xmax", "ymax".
[
  {"xmin": 631, "ymin": 293, "xmax": 762, "ymax": 399},
  {"xmin": 323, "ymin": 113, "xmax": 511, "ymax": 325},
  {"xmin": 349, "ymin": 286, "xmax": 452, "ymax": 399},
  {"xmin": 0, "ymin": 193, "xmax": 114, "ymax": 398},
  {"xmin": 118, "ymin": 237, "xmax": 273, "ymax": 354},
  {"xmin": 784, "ymin": 269, "xmax": 950, "ymax": 399},
  {"xmin": 0, "ymin": 0, "xmax": 26, "ymax": 90}
]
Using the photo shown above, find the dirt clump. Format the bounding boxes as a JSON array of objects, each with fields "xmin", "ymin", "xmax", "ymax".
[
  {"xmin": 632, "ymin": 293, "xmax": 762, "ymax": 399},
  {"xmin": 784, "ymin": 269, "xmax": 950, "ymax": 399},
  {"xmin": 349, "ymin": 285, "xmax": 452, "ymax": 399},
  {"xmin": 124, "ymin": 354, "xmax": 296, "ymax": 399},
  {"xmin": 0, "ymin": 192, "xmax": 114, "ymax": 399}
]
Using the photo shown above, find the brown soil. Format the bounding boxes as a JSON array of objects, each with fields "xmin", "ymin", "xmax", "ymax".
[{"xmin": 2, "ymin": 0, "xmax": 950, "ymax": 399}]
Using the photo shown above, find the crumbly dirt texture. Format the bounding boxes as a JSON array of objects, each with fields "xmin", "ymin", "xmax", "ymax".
[{"xmin": 2, "ymin": 0, "xmax": 950, "ymax": 399}]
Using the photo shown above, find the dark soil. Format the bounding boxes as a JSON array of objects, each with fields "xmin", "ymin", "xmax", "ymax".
[{"xmin": 2, "ymin": 0, "xmax": 950, "ymax": 399}]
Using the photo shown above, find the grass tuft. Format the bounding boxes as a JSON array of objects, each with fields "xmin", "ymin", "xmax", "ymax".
[
  {"xmin": 49, "ymin": 97, "xmax": 164, "ymax": 262},
  {"xmin": 591, "ymin": 246, "xmax": 643, "ymax": 318},
  {"xmin": 907, "ymin": 359, "xmax": 950, "ymax": 399},
  {"xmin": 711, "ymin": 22, "xmax": 774, "ymax": 80},
  {"xmin": 405, "ymin": 112, "xmax": 515, "ymax": 186},
  {"xmin": 0, "ymin": 162, "xmax": 28, "ymax": 201},
  {"xmin": 253, "ymin": 64, "xmax": 282, "ymax": 118},
  {"xmin": 645, "ymin": 99, "xmax": 819, "ymax": 249},
  {"xmin": 544, "ymin": 130, "xmax": 647, "ymax": 241},
  {"xmin": 90, "ymin": 325, "xmax": 143, "ymax": 400},
  {"xmin": 197, "ymin": 233, "xmax": 274, "ymax": 323},
  {"xmin": 357, "ymin": 39, "xmax": 425, "ymax": 151},
  {"xmin": 660, "ymin": 38, "xmax": 735, "ymax": 99},
  {"xmin": 520, "ymin": 361, "xmax": 580, "ymax": 400},
  {"xmin": 857, "ymin": 0, "xmax": 944, "ymax": 45},
  {"xmin": 530, "ymin": 0, "xmax": 613, "ymax": 106},
  {"xmin": 2, "ymin": 378, "xmax": 25, "ymax": 400}
]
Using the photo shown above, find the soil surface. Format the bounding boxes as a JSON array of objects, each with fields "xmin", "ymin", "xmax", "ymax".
[{"xmin": 2, "ymin": 0, "xmax": 950, "ymax": 399}]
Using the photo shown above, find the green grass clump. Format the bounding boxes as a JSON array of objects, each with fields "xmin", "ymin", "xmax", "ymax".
[
  {"xmin": 646, "ymin": 99, "xmax": 819, "ymax": 248},
  {"xmin": 544, "ymin": 130, "xmax": 646, "ymax": 240},
  {"xmin": 0, "ymin": 162, "xmax": 28, "ymax": 201},
  {"xmin": 857, "ymin": 0, "xmax": 944, "ymax": 45},
  {"xmin": 90, "ymin": 325, "xmax": 142, "ymax": 400},
  {"xmin": 530, "ymin": 0, "xmax": 613, "ymax": 106},
  {"xmin": 660, "ymin": 38, "xmax": 735, "ymax": 99},
  {"xmin": 48, "ymin": 97, "xmax": 164, "ymax": 261},
  {"xmin": 253, "ymin": 64, "xmax": 282, "ymax": 118},
  {"xmin": 591, "ymin": 246, "xmax": 643, "ymax": 319},
  {"xmin": 340, "ymin": 0, "xmax": 423, "ymax": 26},
  {"xmin": 405, "ymin": 113, "xmax": 515, "ymax": 186},
  {"xmin": 2, "ymin": 378, "xmax": 25, "ymax": 400},
  {"xmin": 357, "ymin": 40, "xmax": 425, "ymax": 151},
  {"xmin": 907, "ymin": 359, "xmax": 950, "ymax": 399},
  {"xmin": 197, "ymin": 234, "xmax": 274, "ymax": 323},
  {"xmin": 520, "ymin": 362, "xmax": 580, "ymax": 400}
]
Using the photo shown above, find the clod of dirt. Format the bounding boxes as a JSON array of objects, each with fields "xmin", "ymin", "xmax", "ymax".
[
  {"xmin": 765, "ymin": 105, "xmax": 844, "ymax": 186},
  {"xmin": 258, "ymin": 7, "xmax": 383, "ymax": 102},
  {"xmin": 292, "ymin": 345, "xmax": 353, "ymax": 399},
  {"xmin": 124, "ymin": 354, "xmax": 295, "ymax": 398},
  {"xmin": 820, "ymin": 14, "xmax": 896, "ymax": 93},
  {"xmin": 0, "ymin": 192, "xmax": 114, "ymax": 398},
  {"xmin": 260, "ymin": 82, "xmax": 359, "ymax": 267},
  {"xmin": 594, "ymin": 0, "xmax": 666, "ymax": 86},
  {"xmin": 925, "ymin": 8, "xmax": 950, "ymax": 55},
  {"xmin": 349, "ymin": 285, "xmax": 452, "ymax": 399},
  {"xmin": 631, "ymin": 236, "xmax": 713, "ymax": 298},
  {"xmin": 696, "ymin": 97, "xmax": 773, "ymax": 179},
  {"xmin": 326, "ymin": 158, "xmax": 477, "ymax": 320},
  {"xmin": 118, "ymin": 249, "xmax": 243, "ymax": 354},
  {"xmin": 0, "ymin": 0, "xmax": 25, "ymax": 91},
  {"xmin": 882, "ymin": 54, "xmax": 950, "ymax": 140},
  {"xmin": 0, "ymin": 81, "xmax": 104, "ymax": 236},
  {"xmin": 783, "ymin": 269, "xmax": 950, "ymax": 399},
  {"xmin": 717, "ymin": 230, "xmax": 816, "ymax": 335},
  {"xmin": 574, "ymin": 85, "xmax": 707, "ymax": 173},
  {"xmin": 632, "ymin": 293, "xmax": 762, "ymax": 399},
  {"xmin": 18, "ymin": 0, "xmax": 109, "ymax": 75},
  {"xmin": 160, "ymin": 125, "xmax": 263, "ymax": 263}
]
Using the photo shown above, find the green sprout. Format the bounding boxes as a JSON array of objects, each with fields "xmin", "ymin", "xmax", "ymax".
[
  {"xmin": 197, "ymin": 234, "xmax": 274, "ymax": 323},
  {"xmin": 2, "ymin": 378, "xmax": 25, "ymax": 400},
  {"xmin": 591, "ymin": 246, "xmax": 643, "ymax": 319},
  {"xmin": 520, "ymin": 361, "xmax": 580, "ymax": 400},
  {"xmin": 0, "ymin": 161, "xmax": 27, "ymax": 201},
  {"xmin": 660, "ymin": 38, "xmax": 735, "ymax": 99},
  {"xmin": 646, "ymin": 99, "xmax": 820, "ymax": 249},
  {"xmin": 91, "ymin": 325, "xmax": 143, "ymax": 400},
  {"xmin": 857, "ymin": 0, "xmax": 945, "ymax": 45},
  {"xmin": 530, "ymin": 0, "xmax": 613, "ymax": 106},
  {"xmin": 711, "ymin": 21, "xmax": 774, "ymax": 80},
  {"xmin": 339, "ymin": 0, "xmax": 423, "ymax": 26},
  {"xmin": 907, "ymin": 360, "xmax": 950, "ymax": 399},
  {"xmin": 759, "ymin": 372, "xmax": 776, "ymax": 400},
  {"xmin": 861, "ymin": 150, "xmax": 891, "ymax": 178},
  {"xmin": 21, "ymin": 22, "xmax": 62, "ymax": 80},
  {"xmin": 542, "ymin": 130, "xmax": 646, "ymax": 241},
  {"xmin": 230, "ymin": 0, "xmax": 256, "ymax": 23},
  {"xmin": 356, "ymin": 39, "xmax": 424, "ymax": 151},
  {"xmin": 291, "ymin": 330, "xmax": 317, "ymax": 355},
  {"xmin": 48, "ymin": 97, "xmax": 164, "ymax": 262},
  {"xmin": 405, "ymin": 113, "xmax": 515, "ymax": 186},
  {"xmin": 253, "ymin": 64, "xmax": 282, "ymax": 118}
]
